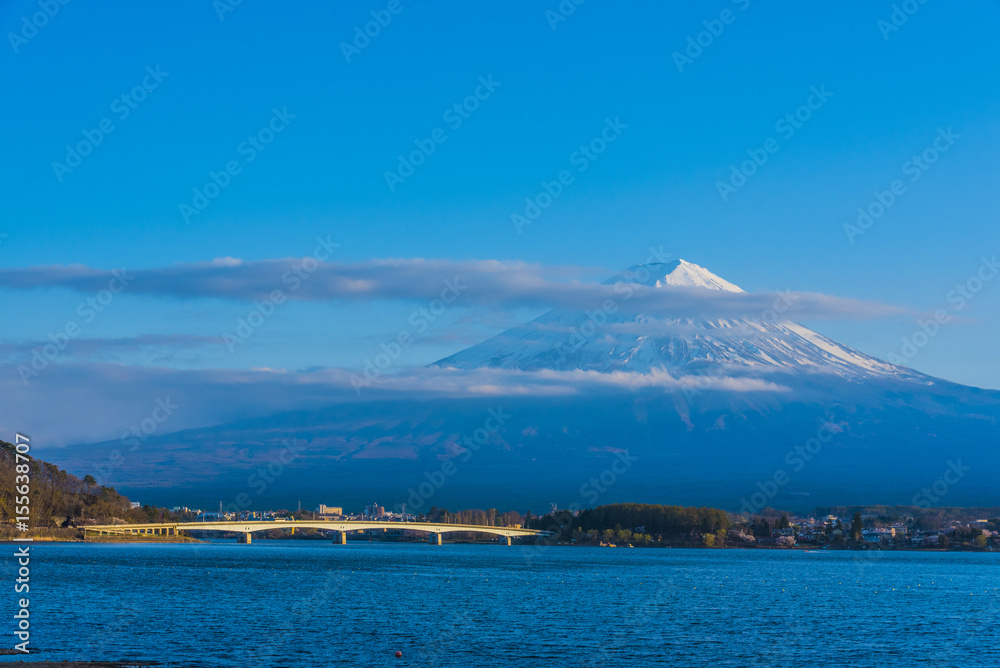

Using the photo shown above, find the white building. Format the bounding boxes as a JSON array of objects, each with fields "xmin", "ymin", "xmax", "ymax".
[{"xmin": 316, "ymin": 504, "xmax": 343, "ymax": 517}]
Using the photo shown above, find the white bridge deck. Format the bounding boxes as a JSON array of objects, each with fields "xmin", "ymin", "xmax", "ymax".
[{"xmin": 84, "ymin": 520, "xmax": 551, "ymax": 545}]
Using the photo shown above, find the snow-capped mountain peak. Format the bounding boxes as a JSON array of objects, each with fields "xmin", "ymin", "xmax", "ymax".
[
  {"xmin": 434, "ymin": 260, "xmax": 917, "ymax": 382},
  {"xmin": 609, "ymin": 259, "xmax": 744, "ymax": 293}
]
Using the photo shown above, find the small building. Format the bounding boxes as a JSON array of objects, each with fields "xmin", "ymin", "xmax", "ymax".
[
  {"xmin": 862, "ymin": 527, "xmax": 896, "ymax": 543},
  {"xmin": 316, "ymin": 504, "xmax": 343, "ymax": 518}
]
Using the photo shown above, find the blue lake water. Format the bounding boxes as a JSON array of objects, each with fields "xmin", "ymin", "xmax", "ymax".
[{"xmin": 3, "ymin": 541, "xmax": 998, "ymax": 667}]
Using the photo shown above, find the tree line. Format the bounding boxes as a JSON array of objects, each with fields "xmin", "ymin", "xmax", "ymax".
[
  {"xmin": 528, "ymin": 503, "xmax": 731, "ymax": 543},
  {"xmin": 0, "ymin": 440, "xmax": 161, "ymax": 530},
  {"xmin": 420, "ymin": 506, "xmax": 524, "ymax": 528}
]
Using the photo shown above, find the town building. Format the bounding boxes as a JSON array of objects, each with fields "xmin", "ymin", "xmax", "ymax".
[{"xmin": 316, "ymin": 504, "xmax": 343, "ymax": 518}]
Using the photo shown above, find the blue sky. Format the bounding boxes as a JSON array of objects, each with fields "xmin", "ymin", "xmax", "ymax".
[{"xmin": 2, "ymin": 0, "xmax": 999, "ymax": 446}]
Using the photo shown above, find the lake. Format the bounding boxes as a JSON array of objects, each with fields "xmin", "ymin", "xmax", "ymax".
[{"xmin": 3, "ymin": 542, "xmax": 997, "ymax": 666}]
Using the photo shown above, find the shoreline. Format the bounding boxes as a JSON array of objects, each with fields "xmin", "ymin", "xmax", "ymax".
[
  {"xmin": 0, "ymin": 661, "xmax": 156, "ymax": 667},
  {"xmin": 0, "ymin": 536, "xmax": 985, "ymax": 552}
]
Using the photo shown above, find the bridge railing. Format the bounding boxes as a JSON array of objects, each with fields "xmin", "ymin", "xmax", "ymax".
[{"xmin": 82, "ymin": 520, "xmax": 552, "ymax": 537}]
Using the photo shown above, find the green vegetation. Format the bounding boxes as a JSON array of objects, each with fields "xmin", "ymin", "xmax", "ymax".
[
  {"xmin": 0, "ymin": 440, "xmax": 169, "ymax": 536},
  {"xmin": 420, "ymin": 506, "xmax": 524, "ymax": 528},
  {"xmin": 814, "ymin": 505, "xmax": 1000, "ymax": 529},
  {"xmin": 528, "ymin": 503, "xmax": 731, "ymax": 546},
  {"xmin": 850, "ymin": 511, "xmax": 863, "ymax": 542}
]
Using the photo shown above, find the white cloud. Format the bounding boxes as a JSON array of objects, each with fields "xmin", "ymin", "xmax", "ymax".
[{"xmin": 0, "ymin": 257, "xmax": 908, "ymax": 320}]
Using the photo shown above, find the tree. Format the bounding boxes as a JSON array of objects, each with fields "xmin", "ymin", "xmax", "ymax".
[
  {"xmin": 850, "ymin": 512, "xmax": 863, "ymax": 542},
  {"xmin": 83, "ymin": 475, "xmax": 97, "ymax": 487},
  {"xmin": 753, "ymin": 519, "xmax": 771, "ymax": 538},
  {"xmin": 776, "ymin": 514, "xmax": 790, "ymax": 531}
]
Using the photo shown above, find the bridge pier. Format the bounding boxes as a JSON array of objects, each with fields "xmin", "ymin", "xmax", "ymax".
[{"xmin": 77, "ymin": 521, "xmax": 548, "ymax": 544}]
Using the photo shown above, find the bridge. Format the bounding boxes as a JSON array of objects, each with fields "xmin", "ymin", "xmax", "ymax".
[{"xmin": 83, "ymin": 520, "xmax": 552, "ymax": 545}]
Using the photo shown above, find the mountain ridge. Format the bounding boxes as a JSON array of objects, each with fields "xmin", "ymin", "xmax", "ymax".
[
  {"xmin": 44, "ymin": 260, "xmax": 1000, "ymax": 512},
  {"xmin": 433, "ymin": 259, "xmax": 920, "ymax": 383}
]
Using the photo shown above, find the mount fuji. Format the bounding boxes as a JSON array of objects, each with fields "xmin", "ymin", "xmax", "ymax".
[
  {"xmin": 434, "ymin": 259, "xmax": 917, "ymax": 382},
  {"xmin": 48, "ymin": 260, "xmax": 1000, "ymax": 513}
]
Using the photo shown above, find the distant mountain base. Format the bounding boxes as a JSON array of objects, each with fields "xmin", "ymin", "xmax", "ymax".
[{"xmin": 46, "ymin": 377, "xmax": 1000, "ymax": 513}]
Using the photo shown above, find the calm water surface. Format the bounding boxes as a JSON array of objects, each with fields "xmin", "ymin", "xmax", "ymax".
[{"xmin": 3, "ymin": 541, "xmax": 998, "ymax": 667}]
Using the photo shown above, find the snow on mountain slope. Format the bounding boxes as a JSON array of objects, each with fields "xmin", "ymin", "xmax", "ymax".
[
  {"xmin": 433, "ymin": 260, "xmax": 919, "ymax": 382},
  {"xmin": 49, "ymin": 259, "xmax": 999, "ymax": 510}
]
